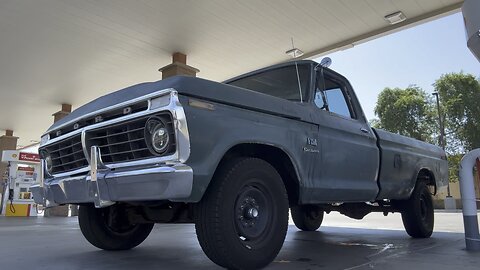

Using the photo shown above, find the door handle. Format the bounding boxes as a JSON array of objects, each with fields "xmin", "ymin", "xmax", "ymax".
[{"xmin": 360, "ymin": 128, "xmax": 369, "ymax": 134}]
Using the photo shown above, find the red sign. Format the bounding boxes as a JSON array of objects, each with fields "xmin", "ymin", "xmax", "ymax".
[
  {"xmin": 17, "ymin": 166, "xmax": 34, "ymax": 171},
  {"xmin": 18, "ymin": 152, "xmax": 40, "ymax": 162}
]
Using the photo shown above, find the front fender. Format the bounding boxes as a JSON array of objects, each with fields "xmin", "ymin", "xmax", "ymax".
[{"xmin": 179, "ymin": 96, "xmax": 317, "ymax": 202}]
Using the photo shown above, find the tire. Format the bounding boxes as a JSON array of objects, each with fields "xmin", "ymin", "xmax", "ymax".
[
  {"xmin": 291, "ymin": 205, "xmax": 324, "ymax": 231},
  {"xmin": 78, "ymin": 204, "xmax": 154, "ymax": 250},
  {"xmin": 400, "ymin": 181, "xmax": 434, "ymax": 238},
  {"xmin": 194, "ymin": 158, "xmax": 289, "ymax": 270}
]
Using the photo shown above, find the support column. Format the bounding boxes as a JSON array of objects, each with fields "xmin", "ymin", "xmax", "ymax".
[
  {"xmin": 44, "ymin": 104, "xmax": 74, "ymax": 217},
  {"xmin": 459, "ymin": 149, "xmax": 480, "ymax": 251},
  {"xmin": 52, "ymin": 104, "xmax": 72, "ymax": 123},
  {"xmin": 0, "ymin": 130, "xmax": 18, "ymax": 215},
  {"xmin": 158, "ymin": 52, "xmax": 199, "ymax": 79}
]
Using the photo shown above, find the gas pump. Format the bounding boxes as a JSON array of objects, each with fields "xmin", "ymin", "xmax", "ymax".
[{"xmin": 1, "ymin": 150, "xmax": 41, "ymax": 216}]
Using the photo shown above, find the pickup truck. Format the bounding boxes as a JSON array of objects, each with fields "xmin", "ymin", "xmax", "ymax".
[{"xmin": 32, "ymin": 60, "xmax": 448, "ymax": 270}]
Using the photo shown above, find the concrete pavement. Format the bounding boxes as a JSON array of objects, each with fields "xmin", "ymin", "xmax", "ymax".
[{"xmin": 0, "ymin": 211, "xmax": 478, "ymax": 269}]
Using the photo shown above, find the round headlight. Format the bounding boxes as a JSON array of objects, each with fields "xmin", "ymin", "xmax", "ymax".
[
  {"xmin": 145, "ymin": 117, "xmax": 171, "ymax": 155},
  {"xmin": 151, "ymin": 124, "xmax": 169, "ymax": 154}
]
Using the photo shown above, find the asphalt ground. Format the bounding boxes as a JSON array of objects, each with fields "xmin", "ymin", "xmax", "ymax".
[{"xmin": 0, "ymin": 211, "xmax": 479, "ymax": 269}]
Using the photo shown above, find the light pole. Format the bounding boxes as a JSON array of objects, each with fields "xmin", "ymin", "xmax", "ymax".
[{"xmin": 432, "ymin": 92, "xmax": 451, "ymax": 198}]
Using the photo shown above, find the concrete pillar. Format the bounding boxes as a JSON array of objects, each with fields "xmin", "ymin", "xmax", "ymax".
[
  {"xmin": 0, "ymin": 130, "xmax": 18, "ymax": 215},
  {"xmin": 45, "ymin": 104, "xmax": 73, "ymax": 217},
  {"xmin": 158, "ymin": 52, "xmax": 199, "ymax": 79}
]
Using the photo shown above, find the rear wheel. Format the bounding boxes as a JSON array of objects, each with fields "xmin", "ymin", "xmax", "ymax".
[
  {"xmin": 291, "ymin": 205, "xmax": 324, "ymax": 231},
  {"xmin": 400, "ymin": 181, "xmax": 434, "ymax": 238},
  {"xmin": 194, "ymin": 158, "xmax": 289, "ymax": 269},
  {"xmin": 78, "ymin": 204, "xmax": 154, "ymax": 250}
]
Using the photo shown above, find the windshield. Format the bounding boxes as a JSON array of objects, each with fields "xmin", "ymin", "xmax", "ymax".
[{"xmin": 226, "ymin": 64, "xmax": 310, "ymax": 101}]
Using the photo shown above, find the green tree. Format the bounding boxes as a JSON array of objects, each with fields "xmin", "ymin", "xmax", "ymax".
[
  {"xmin": 446, "ymin": 154, "xmax": 462, "ymax": 183},
  {"xmin": 374, "ymin": 86, "xmax": 435, "ymax": 142},
  {"xmin": 434, "ymin": 73, "xmax": 480, "ymax": 152},
  {"xmin": 368, "ymin": 118, "xmax": 382, "ymax": 129}
]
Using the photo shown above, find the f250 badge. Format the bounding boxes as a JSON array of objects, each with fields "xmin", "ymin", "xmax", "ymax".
[
  {"xmin": 307, "ymin": 137, "xmax": 317, "ymax": 146},
  {"xmin": 304, "ymin": 137, "xmax": 319, "ymax": 153}
]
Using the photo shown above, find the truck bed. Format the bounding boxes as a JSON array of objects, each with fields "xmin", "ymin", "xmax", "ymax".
[{"xmin": 373, "ymin": 128, "xmax": 448, "ymax": 200}]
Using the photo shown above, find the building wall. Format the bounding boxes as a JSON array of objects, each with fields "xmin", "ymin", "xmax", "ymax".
[{"xmin": 434, "ymin": 173, "xmax": 480, "ymax": 209}]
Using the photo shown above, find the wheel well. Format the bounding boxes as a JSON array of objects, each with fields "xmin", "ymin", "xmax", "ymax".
[
  {"xmin": 216, "ymin": 143, "xmax": 300, "ymax": 206},
  {"xmin": 417, "ymin": 169, "xmax": 436, "ymax": 194}
]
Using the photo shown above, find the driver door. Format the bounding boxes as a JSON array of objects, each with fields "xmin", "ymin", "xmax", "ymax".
[{"xmin": 311, "ymin": 70, "xmax": 379, "ymax": 202}]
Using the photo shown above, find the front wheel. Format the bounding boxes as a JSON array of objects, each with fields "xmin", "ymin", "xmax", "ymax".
[
  {"xmin": 194, "ymin": 158, "xmax": 289, "ymax": 270},
  {"xmin": 400, "ymin": 181, "xmax": 434, "ymax": 238},
  {"xmin": 78, "ymin": 204, "xmax": 154, "ymax": 250}
]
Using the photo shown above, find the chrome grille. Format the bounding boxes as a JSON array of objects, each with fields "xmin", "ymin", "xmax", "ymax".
[
  {"xmin": 49, "ymin": 100, "xmax": 149, "ymax": 139},
  {"xmin": 86, "ymin": 113, "xmax": 175, "ymax": 164},
  {"xmin": 41, "ymin": 135, "xmax": 88, "ymax": 174}
]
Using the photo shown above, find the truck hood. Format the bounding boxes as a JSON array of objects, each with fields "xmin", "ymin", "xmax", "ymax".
[{"xmin": 48, "ymin": 76, "xmax": 313, "ymax": 132}]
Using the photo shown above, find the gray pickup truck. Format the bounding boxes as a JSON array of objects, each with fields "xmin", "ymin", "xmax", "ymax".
[{"xmin": 32, "ymin": 60, "xmax": 448, "ymax": 270}]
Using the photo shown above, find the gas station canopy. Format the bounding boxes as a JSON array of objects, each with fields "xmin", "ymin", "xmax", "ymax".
[{"xmin": 0, "ymin": 0, "xmax": 463, "ymax": 147}]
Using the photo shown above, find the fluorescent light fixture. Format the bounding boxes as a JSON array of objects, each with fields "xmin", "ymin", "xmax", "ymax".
[
  {"xmin": 384, "ymin": 11, "xmax": 407, "ymax": 25},
  {"xmin": 285, "ymin": 48, "xmax": 304, "ymax": 58}
]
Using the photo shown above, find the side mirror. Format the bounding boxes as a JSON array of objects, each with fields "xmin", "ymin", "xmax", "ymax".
[{"xmin": 319, "ymin": 57, "xmax": 332, "ymax": 68}]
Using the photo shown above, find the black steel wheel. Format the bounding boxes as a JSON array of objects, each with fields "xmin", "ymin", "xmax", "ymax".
[
  {"xmin": 78, "ymin": 204, "xmax": 154, "ymax": 250},
  {"xmin": 291, "ymin": 205, "xmax": 324, "ymax": 231},
  {"xmin": 195, "ymin": 158, "xmax": 289, "ymax": 270},
  {"xmin": 400, "ymin": 181, "xmax": 434, "ymax": 238}
]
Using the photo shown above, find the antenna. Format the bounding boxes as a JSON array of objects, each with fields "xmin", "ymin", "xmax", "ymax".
[{"xmin": 286, "ymin": 38, "xmax": 303, "ymax": 103}]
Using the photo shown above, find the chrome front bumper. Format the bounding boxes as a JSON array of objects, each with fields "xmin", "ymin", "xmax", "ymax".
[{"xmin": 31, "ymin": 146, "xmax": 193, "ymax": 208}]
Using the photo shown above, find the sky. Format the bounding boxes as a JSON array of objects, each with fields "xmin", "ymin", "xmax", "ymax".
[{"xmin": 316, "ymin": 12, "xmax": 480, "ymax": 121}]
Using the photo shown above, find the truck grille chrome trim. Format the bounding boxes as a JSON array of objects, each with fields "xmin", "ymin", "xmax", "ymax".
[
  {"xmin": 41, "ymin": 135, "xmax": 88, "ymax": 174},
  {"xmin": 38, "ymin": 89, "xmax": 191, "ymax": 179},
  {"xmin": 86, "ymin": 113, "xmax": 175, "ymax": 164},
  {"xmin": 48, "ymin": 100, "xmax": 149, "ymax": 140},
  {"xmin": 42, "ymin": 89, "xmax": 173, "ymax": 142}
]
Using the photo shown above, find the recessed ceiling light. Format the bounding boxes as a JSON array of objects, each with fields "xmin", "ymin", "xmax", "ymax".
[
  {"xmin": 384, "ymin": 11, "xmax": 407, "ymax": 25},
  {"xmin": 285, "ymin": 48, "xmax": 304, "ymax": 58}
]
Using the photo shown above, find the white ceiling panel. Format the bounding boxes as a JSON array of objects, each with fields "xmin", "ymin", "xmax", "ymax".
[{"xmin": 0, "ymin": 0, "xmax": 463, "ymax": 147}]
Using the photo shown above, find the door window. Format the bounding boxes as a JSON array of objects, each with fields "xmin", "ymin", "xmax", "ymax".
[{"xmin": 314, "ymin": 77, "xmax": 354, "ymax": 119}]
